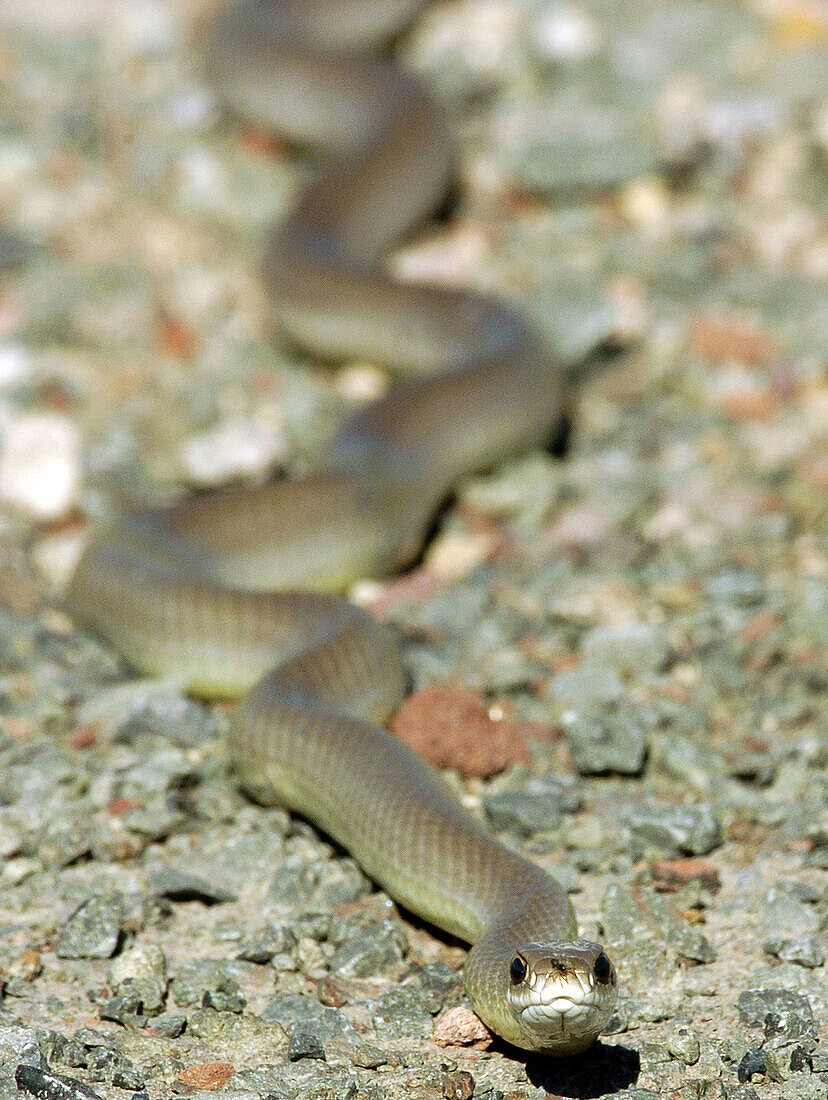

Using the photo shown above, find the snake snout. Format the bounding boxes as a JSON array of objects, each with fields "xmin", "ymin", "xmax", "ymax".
[{"xmin": 508, "ymin": 940, "xmax": 617, "ymax": 1055}]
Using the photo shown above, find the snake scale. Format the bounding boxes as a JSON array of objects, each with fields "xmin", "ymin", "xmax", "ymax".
[{"xmin": 67, "ymin": 0, "xmax": 617, "ymax": 1054}]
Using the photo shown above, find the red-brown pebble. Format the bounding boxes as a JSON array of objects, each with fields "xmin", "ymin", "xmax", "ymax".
[
  {"xmin": 690, "ymin": 314, "xmax": 776, "ymax": 365},
  {"xmin": 433, "ymin": 1006, "xmax": 492, "ymax": 1048},
  {"xmin": 651, "ymin": 858, "xmax": 721, "ymax": 893},
  {"xmin": 390, "ymin": 686, "xmax": 531, "ymax": 778},
  {"xmin": 177, "ymin": 1063, "xmax": 236, "ymax": 1090}
]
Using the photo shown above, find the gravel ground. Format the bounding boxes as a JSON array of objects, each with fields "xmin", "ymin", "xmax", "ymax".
[{"xmin": 0, "ymin": 2, "xmax": 826, "ymax": 1099}]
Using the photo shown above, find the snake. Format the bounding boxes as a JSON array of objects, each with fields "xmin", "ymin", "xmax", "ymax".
[{"xmin": 65, "ymin": 0, "xmax": 618, "ymax": 1055}]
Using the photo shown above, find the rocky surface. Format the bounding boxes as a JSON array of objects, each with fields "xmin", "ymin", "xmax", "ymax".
[{"xmin": 0, "ymin": 1, "xmax": 826, "ymax": 1099}]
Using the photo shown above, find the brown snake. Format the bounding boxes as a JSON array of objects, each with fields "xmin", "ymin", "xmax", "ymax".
[{"xmin": 67, "ymin": 0, "xmax": 618, "ymax": 1054}]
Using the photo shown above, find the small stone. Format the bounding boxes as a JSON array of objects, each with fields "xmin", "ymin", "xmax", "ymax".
[
  {"xmin": 738, "ymin": 989, "xmax": 816, "ymax": 1044},
  {"xmin": 329, "ymin": 918, "xmax": 407, "ymax": 978},
  {"xmin": 56, "ymin": 893, "xmax": 123, "ymax": 960},
  {"xmin": 372, "ymin": 983, "xmax": 433, "ymax": 1038},
  {"xmin": 390, "ymin": 686, "xmax": 531, "ymax": 778},
  {"xmin": 151, "ymin": 1014, "xmax": 187, "ymax": 1039},
  {"xmin": 170, "ymin": 959, "xmax": 244, "ymax": 1009},
  {"xmin": 0, "ymin": 409, "xmax": 81, "ymax": 521},
  {"xmin": 580, "ymin": 622, "xmax": 671, "ymax": 674},
  {"xmin": 443, "ymin": 1069, "xmax": 475, "ymax": 1100},
  {"xmin": 262, "ymin": 991, "xmax": 355, "ymax": 1044},
  {"xmin": 651, "ymin": 858, "xmax": 721, "ymax": 893},
  {"xmin": 761, "ymin": 882, "xmax": 819, "ymax": 934},
  {"xmin": 267, "ymin": 855, "xmax": 321, "ymax": 906},
  {"xmin": 483, "ymin": 775, "xmax": 579, "ymax": 835},
  {"xmin": 763, "ymin": 936, "xmax": 825, "ymax": 968},
  {"xmin": 176, "ymin": 1063, "xmax": 235, "ymax": 1091},
  {"xmin": 348, "ymin": 1043, "xmax": 388, "ymax": 1068},
  {"xmin": 109, "ymin": 944, "xmax": 167, "ymax": 989},
  {"xmin": 287, "ymin": 1029, "xmax": 326, "ymax": 1062},
  {"xmin": 0, "ymin": 1025, "xmax": 44, "ymax": 1069},
  {"xmin": 546, "ymin": 664, "xmax": 624, "ymax": 712},
  {"xmin": 737, "ymin": 1048, "xmax": 767, "ymax": 1083},
  {"xmin": 237, "ymin": 923, "xmax": 296, "ymax": 964},
  {"xmin": 8, "ymin": 946, "xmax": 43, "ymax": 982},
  {"xmin": 15, "ymin": 1066, "xmax": 103, "ymax": 1100},
  {"xmin": 99, "ymin": 988, "xmax": 149, "ymax": 1030},
  {"xmin": 622, "ymin": 803, "xmax": 722, "ymax": 858},
  {"xmin": 85, "ymin": 1048, "xmax": 144, "ymax": 1091},
  {"xmin": 147, "ymin": 869, "xmax": 236, "ymax": 904},
  {"xmin": 202, "ymin": 981, "xmax": 246, "ymax": 1014},
  {"xmin": 433, "ymin": 1006, "xmax": 492, "ymax": 1048},
  {"xmin": 667, "ymin": 1022, "xmax": 701, "ymax": 1065},
  {"xmin": 564, "ymin": 709, "xmax": 647, "ymax": 776}
]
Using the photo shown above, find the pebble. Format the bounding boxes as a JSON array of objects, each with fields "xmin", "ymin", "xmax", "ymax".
[
  {"xmin": 147, "ymin": 868, "xmax": 236, "ymax": 905},
  {"xmin": 760, "ymin": 881, "xmax": 819, "ymax": 934},
  {"xmin": 15, "ymin": 1067, "xmax": 103, "ymax": 1100},
  {"xmin": 287, "ymin": 1030, "xmax": 326, "ymax": 1062},
  {"xmin": 666, "ymin": 1022, "xmax": 701, "ymax": 1065},
  {"xmin": 622, "ymin": 803, "xmax": 722, "ymax": 858},
  {"xmin": 261, "ymin": 991, "xmax": 356, "ymax": 1046},
  {"xmin": 737, "ymin": 989, "xmax": 816, "ymax": 1045},
  {"xmin": 546, "ymin": 663, "xmax": 625, "ymax": 713},
  {"xmin": 55, "ymin": 893, "xmax": 123, "ymax": 960},
  {"xmin": 483, "ymin": 774, "xmax": 580, "ymax": 836},
  {"xmin": 580, "ymin": 622, "xmax": 671, "ymax": 674},
  {"xmin": 180, "ymin": 415, "xmax": 287, "ymax": 487},
  {"xmin": 390, "ymin": 685, "xmax": 531, "ymax": 777},
  {"xmin": 563, "ymin": 708, "xmax": 647, "ymax": 776},
  {"xmin": 169, "ymin": 959, "xmax": 245, "ymax": 1010},
  {"xmin": 372, "ymin": 983, "xmax": 434, "ymax": 1039},
  {"xmin": 763, "ymin": 936, "xmax": 825, "ymax": 969},
  {"xmin": 0, "ymin": 409, "xmax": 81, "ymax": 520},
  {"xmin": 329, "ymin": 917, "xmax": 407, "ymax": 979},
  {"xmin": 236, "ymin": 923, "xmax": 297, "ymax": 965}
]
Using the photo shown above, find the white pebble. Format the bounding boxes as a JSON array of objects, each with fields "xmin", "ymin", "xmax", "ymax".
[
  {"xmin": 533, "ymin": 4, "xmax": 601, "ymax": 62},
  {"xmin": 0, "ymin": 343, "xmax": 34, "ymax": 390},
  {"xmin": 180, "ymin": 415, "xmax": 286, "ymax": 487},
  {"xmin": 0, "ymin": 408, "xmax": 81, "ymax": 521}
]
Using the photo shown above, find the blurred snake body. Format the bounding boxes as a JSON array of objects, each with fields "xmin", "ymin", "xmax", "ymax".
[{"xmin": 67, "ymin": 0, "xmax": 617, "ymax": 1054}]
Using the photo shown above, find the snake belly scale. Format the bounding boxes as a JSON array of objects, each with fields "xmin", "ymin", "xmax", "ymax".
[{"xmin": 66, "ymin": 0, "xmax": 617, "ymax": 1054}]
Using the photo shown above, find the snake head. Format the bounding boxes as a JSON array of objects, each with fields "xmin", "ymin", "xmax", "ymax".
[{"xmin": 506, "ymin": 940, "xmax": 617, "ymax": 1055}]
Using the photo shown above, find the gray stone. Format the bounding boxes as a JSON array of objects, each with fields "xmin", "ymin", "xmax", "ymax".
[
  {"xmin": 546, "ymin": 664, "xmax": 624, "ymax": 712},
  {"xmin": 14, "ymin": 1067, "xmax": 102, "ymax": 1100},
  {"xmin": 581, "ymin": 622, "xmax": 671, "ymax": 674},
  {"xmin": 622, "ymin": 803, "xmax": 721, "ymax": 858},
  {"xmin": 761, "ymin": 882, "xmax": 819, "ymax": 935},
  {"xmin": 764, "ymin": 936, "xmax": 825, "ymax": 968},
  {"xmin": 237, "ymin": 923, "xmax": 297, "ymax": 964},
  {"xmin": 666, "ymin": 1023, "xmax": 701, "ymax": 1065},
  {"xmin": 56, "ymin": 893, "xmax": 123, "ymax": 959},
  {"xmin": 147, "ymin": 868, "xmax": 236, "ymax": 904},
  {"xmin": 169, "ymin": 958, "xmax": 244, "ymax": 1008},
  {"xmin": 372, "ymin": 983, "xmax": 433, "ymax": 1038},
  {"xmin": 262, "ymin": 991, "xmax": 355, "ymax": 1044},
  {"xmin": 0, "ymin": 1025, "xmax": 44, "ymax": 1069},
  {"xmin": 484, "ymin": 775, "xmax": 579, "ymax": 835},
  {"xmin": 738, "ymin": 989, "xmax": 816, "ymax": 1046},
  {"xmin": 287, "ymin": 1030, "xmax": 326, "ymax": 1062},
  {"xmin": 564, "ymin": 709, "xmax": 647, "ymax": 776},
  {"xmin": 329, "ymin": 918, "xmax": 407, "ymax": 978}
]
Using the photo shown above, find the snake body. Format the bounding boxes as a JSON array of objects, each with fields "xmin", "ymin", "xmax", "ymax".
[{"xmin": 66, "ymin": 0, "xmax": 617, "ymax": 1054}]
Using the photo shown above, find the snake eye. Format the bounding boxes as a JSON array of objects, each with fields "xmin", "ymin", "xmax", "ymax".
[
  {"xmin": 510, "ymin": 954, "xmax": 528, "ymax": 985},
  {"xmin": 593, "ymin": 951, "xmax": 612, "ymax": 985}
]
